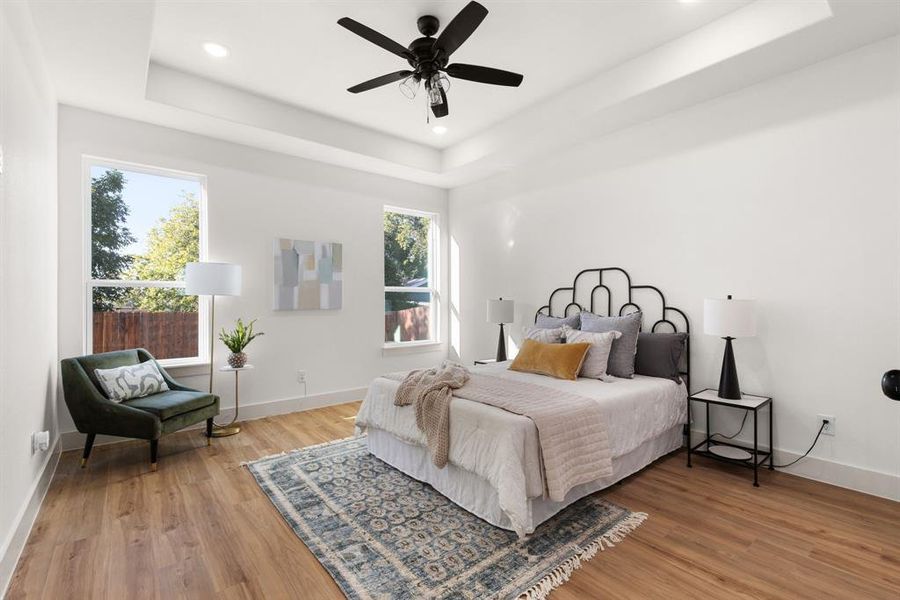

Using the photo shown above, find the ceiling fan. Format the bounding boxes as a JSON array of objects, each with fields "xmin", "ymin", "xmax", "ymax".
[{"xmin": 337, "ymin": 1, "xmax": 523, "ymax": 120}]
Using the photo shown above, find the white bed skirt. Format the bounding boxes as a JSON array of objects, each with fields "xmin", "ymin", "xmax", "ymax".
[{"xmin": 366, "ymin": 425, "xmax": 683, "ymax": 534}]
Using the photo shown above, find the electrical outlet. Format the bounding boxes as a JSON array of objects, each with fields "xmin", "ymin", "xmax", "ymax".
[
  {"xmin": 297, "ymin": 370, "xmax": 307, "ymax": 384},
  {"xmin": 817, "ymin": 414, "xmax": 835, "ymax": 436},
  {"xmin": 32, "ymin": 431, "xmax": 50, "ymax": 454}
]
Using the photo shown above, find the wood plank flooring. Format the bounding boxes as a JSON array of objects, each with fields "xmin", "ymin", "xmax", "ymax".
[{"xmin": 7, "ymin": 402, "xmax": 899, "ymax": 599}]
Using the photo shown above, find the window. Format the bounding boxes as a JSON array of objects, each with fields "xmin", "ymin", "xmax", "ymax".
[
  {"xmin": 384, "ymin": 207, "xmax": 438, "ymax": 345},
  {"xmin": 85, "ymin": 158, "xmax": 206, "ymax": 365}
]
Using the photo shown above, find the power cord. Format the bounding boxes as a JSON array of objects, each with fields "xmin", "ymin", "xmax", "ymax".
[
  {"xmin": 709, "ymin": 417, "xmax": 828, "ymax": 469},
  {"xmin": 772, "ymin": 420, "xmax": 828, "ymax": 468},
  {"xmin": 710, "ymin": 411, "xmax": 749, "ymax": 441}
]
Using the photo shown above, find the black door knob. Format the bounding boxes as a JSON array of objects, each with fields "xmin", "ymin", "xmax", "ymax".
[{"xmin": 882, "ymin": 370, "xmax": 900, "ymax": 401}]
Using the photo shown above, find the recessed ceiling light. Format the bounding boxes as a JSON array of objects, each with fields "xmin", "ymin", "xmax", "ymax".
[
  {"xmin": 203, "ymin": 42, "xmax": 229, "ymax": 58},
  {"xmin": 432, "ymin": 125, "xmax": 448, "ymax": 135}
]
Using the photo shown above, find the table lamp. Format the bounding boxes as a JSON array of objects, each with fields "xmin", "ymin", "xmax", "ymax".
[
  {"xmin": 704, "ymin": 295, "xmax": 757, "ymax": 400},
  {"xmin": 487, "ymin": 298, "xmax": 514, "ymax": 362},
  {"xmin": 186, "ymin": 262, "xmax": 242, "ymax": 393}
]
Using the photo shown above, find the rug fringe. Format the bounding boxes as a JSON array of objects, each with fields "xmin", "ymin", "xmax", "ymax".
[
  {"xmin": 240, "ymin": 435, "xmax": 364, "ymax": 467},
  {"xmin": 517, "ymin": 512, "xmax": 648, "ymax": 600}
]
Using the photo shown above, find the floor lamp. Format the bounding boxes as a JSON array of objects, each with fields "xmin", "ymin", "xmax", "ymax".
[{"xmin": 185, "ymin": 261, "xmax": 242, "ymax": 395}]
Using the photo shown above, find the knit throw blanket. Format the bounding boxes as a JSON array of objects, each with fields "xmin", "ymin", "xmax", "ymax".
[
  {"xmin": 389, "ymin": 366, "xmax": 613, "ymax": 503},
  {"xmin": 393, "ymin": 362, "xmax": 470, "ymax": 469}
]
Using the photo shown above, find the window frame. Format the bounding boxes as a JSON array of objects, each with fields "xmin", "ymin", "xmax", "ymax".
[
  {"xmin": 82, "ymin": 156, "xmax": 209, "ymax": 367},
  {"xmin": 383, "ymin": 205, "xmax": 440, "ymax": 349}
]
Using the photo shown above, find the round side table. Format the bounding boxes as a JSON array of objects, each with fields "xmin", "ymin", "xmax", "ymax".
[{"xmin": 212, "ymin": 364, "xmax": 254, "ymax": 437}]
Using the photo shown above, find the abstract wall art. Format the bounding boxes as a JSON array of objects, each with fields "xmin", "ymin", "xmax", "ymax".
[{"xmin": 274, "ymin": 239, "xmax": 343, "ymax": 310}]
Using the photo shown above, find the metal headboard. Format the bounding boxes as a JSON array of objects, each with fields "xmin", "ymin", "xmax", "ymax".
[{"xmin": 535, "ymin": 267, "xmax": 691, "ymax": 390}]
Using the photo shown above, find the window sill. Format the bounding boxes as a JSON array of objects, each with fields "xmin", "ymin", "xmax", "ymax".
[
  {"xmin": 382, "ymin": 341, "xmax": 443, "ymax": 355},
  {"xmin": 159, "ymin": 360, "xmax": 210, "ymax": 377}
]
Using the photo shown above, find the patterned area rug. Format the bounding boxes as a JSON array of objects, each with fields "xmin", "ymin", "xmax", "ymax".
[{"xmin": 246, "ymin": 436, "xmax": 646, "ymax": 600}]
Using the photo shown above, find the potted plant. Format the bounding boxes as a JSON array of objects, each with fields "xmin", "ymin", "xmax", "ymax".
[{"xmin": 219, "ymin": 318, "xmax": 264, "ymax": 368}]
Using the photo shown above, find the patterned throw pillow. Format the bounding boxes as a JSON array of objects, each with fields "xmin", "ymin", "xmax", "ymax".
[
  {"xmin": 94, "ymin": 361, "xmax": 170, "ymax": 403},
  {"xmin": 563, "ymin": 326, "xmax": 622, "ymax": 379},
  {"xmin": 523, "ymin": 326, "xmax": 564, "ymax": 344}
]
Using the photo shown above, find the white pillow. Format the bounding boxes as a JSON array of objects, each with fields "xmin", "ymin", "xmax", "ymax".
[
  {"xmin": 94, "ymin": 361, "xmax": 170, "ymax": 402},
  {"xmin": 563, "ymin": 326, "xmax": 622, "ymax": 379},
  {"xmin": 523, "ymin": 326, "xmax": 564, "ymax": 344}
]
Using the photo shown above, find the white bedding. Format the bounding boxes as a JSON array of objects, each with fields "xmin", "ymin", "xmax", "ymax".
[{"xmin": 354, "ymin": 361, "xmax": 687, "ymax": 536}]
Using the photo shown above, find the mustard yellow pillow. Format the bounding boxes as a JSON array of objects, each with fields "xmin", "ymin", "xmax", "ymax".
[{"xmin": 509, "ymin": 339, "xmax": 592, "ymax": 380}]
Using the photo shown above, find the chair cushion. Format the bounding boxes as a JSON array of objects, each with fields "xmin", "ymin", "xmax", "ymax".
[{"xmin": 123, "ymin": 390, "xmax": 217, "ymax": 421}]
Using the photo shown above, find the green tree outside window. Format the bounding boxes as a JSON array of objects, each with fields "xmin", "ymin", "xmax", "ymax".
[
  {"xmin": 91, "ymin": 169, "xmax": 136, "ymax": 310},
  {"xmin": 125, "ymin": 193, "xmax": 199, "ymax": 312}
]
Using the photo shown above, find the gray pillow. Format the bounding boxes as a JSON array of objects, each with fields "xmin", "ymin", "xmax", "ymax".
[
  {"xmin": 535, "ymin": 313, "xmax": 581, "ymax": 330},
  {"xmin": 563, "ymin": 326, "xmax": 621, "ymax": 379},
  {"xmin": 635, "ymin": 332, "xmax": 688, "ymax": 383},
  {"xmin": 580, "ymin": 311, "xmax": 642, "ymax": 378}
]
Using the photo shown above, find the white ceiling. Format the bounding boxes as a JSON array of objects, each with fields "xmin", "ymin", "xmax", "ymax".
[
  {"xmin": 21, "ymin": 1, "xmax": 900, "ymax": 187},
  {"xmin": 149, "ymin": 1, "xmax": 751, "ymax": 148}
]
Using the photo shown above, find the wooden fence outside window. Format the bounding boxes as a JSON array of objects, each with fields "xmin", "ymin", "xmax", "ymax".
[{"xmin": 93, "ymin": 311, "xmax": 199, "ymax": 359}]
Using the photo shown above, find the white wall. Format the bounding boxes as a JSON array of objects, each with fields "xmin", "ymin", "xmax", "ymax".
[
  {"xmin": 450, "ymin": 37, "xmax": 900, "ymax": 498},
  {"xmin": 57, "ymin": 106, "xmax": 448, "ymax": 443},
  {"xmin": 0, "ymin": 1, "xmax": 59, "ymax": 593}
]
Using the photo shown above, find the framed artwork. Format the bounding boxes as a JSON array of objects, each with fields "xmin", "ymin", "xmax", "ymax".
[{"xmin": 274, "ymin": 239, "xmax": 343, "ymax": 310}]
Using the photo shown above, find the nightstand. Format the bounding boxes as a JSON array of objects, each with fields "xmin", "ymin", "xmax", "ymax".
[
  {"xmin": 474, "ymin": 359, "xmax": 498, "ymax": 366},
  {"xmin": 687, "ymin": 388, "xmax": 773, "ymax": 487}
]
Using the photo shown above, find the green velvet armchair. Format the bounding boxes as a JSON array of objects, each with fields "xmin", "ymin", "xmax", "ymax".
[{"xmin": 61, "ymin": 348, "xmax": 220, "ymax": 471}]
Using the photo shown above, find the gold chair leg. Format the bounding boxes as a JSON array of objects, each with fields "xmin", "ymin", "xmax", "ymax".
[{"xmin": 80, "ymin": 458, "xmax": 87, "ymax": 468}]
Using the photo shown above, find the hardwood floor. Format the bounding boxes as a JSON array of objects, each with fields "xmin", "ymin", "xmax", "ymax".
[{"xmin": 8, "ymin": 402, "xmax": 899, "ymax": 599}]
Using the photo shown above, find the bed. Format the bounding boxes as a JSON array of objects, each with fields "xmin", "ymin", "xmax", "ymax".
[{"xmin": 356, "ymin": 267, "xmax": 691, "ymax": 537}]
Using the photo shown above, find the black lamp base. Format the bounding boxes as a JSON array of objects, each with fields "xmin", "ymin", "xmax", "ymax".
[
  {"xmin": 718, "ymin": 337, "xmax": 742, "ymax": 400},
  {"xmin": 496, "ymin": 323, "xmax": 507, "ymax": 362}
]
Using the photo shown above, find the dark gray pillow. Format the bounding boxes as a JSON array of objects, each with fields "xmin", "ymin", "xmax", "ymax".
[
  {"xmin": 635, "ymin": 332, "xmax": 688, "ymax": 383},
  {"xmin": 580, "ymin": 311, "xmax": 642, "ymax": 378},
  {"xmin": 535, "ymin": 313, "xmax": 581, "ymax": 330}
]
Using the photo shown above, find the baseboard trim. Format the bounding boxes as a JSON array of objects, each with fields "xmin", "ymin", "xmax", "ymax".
[
  {"xmin": 690, "ymin": 429, "xmax": 899, "ymax": 501},
  {"xmin": 0, "ymin": 438, "xmax": 61, "ymax": 598},
  {"xmin": 59, "ymin": 386, "xmax": 367, "ymax": 452},
  {"xmin": 772, "ymin": 449, "xmax": 899, "ymax": 501}
]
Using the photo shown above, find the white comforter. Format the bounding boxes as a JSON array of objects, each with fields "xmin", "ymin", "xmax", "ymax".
[{"xmin": 355, "ymin": 361, "xmax": 686, "ymax": 535}]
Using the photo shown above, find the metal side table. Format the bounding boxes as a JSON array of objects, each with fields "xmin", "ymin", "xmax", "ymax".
[{"xmin": 212, "ymin": 364, "xmax": 254, "ymax": 437}]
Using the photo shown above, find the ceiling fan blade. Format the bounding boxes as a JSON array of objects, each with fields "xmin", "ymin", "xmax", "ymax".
[
  {"xmin": 337, "ymin": 17, "xmax": 413, "ymax": 60},
  {"xmin": 435, "ymin": 1, "xmax": 488, "ymax": 58},
  {"xmin": 347, "ymin": 70, "xmax": 414, "ymax": 94},
  {"xmin": 445, "ymin": 63, "xmax": 523, "ymax": 87},
  {"xmin": 431, "ymin": 87, "xmax": 449, "ymax": 119}
]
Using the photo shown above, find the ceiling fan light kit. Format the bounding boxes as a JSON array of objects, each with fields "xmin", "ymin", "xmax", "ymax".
[{"xmin": 337, "ymin": 1, "xmax": 523, "ymax": 120}]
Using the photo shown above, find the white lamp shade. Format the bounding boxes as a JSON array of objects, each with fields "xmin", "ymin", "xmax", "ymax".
[
  {"xmin": 185, "ymin": 262, "xmax": 242, "ymax": 296},
  {"xmin": 487, "ymin": 298, "xmax": 515, "ymax": 324},
  {"xmin": 704, "ymin": 297, "xmax": 757, "ymax": 338}
]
